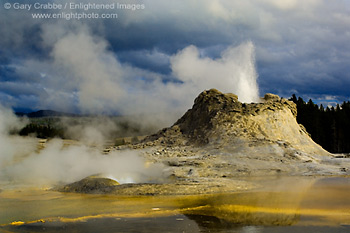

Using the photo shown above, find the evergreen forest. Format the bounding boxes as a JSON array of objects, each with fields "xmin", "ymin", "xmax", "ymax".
[{"xmin": 290, "ymin": 94, "xmax": 350, "ymax": 154}]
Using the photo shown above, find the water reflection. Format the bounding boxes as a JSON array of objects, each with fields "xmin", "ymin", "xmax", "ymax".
[{"xmin": 1, "ymin": 177, "xmax": 350, "ymax": 233}]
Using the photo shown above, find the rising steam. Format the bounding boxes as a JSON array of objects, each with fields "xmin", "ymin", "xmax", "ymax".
[
  {"xmin": 0, "ymin": 105, "xmax": 166, "ymax": 187},
  {"xmin": 171, "ymin": 41, "xmax": 260, "ymax": 103},
  {"xmin": 38, "ymin": 24, "xmax": 259, "ymax": 116}
]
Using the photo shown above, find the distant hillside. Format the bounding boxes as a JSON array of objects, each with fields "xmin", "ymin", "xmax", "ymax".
[{"xmin": 16, "ymin": 110, "xmax": 77, "ymax": 118}]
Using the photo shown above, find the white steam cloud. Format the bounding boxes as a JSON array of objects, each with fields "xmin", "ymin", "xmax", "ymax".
[
  {"xmin": 61, "ymin": 116, "xmax": 121, "ymax": 145},
  {"xmin": 171, "ymin": 41, "xmax": 260, "ymax": 103},
  {"xmin": 3, "ymin": 140, "xmax": 164, "ymax": 186},
  {"xmin": 0, "ymin": 105, "xmax": 166, "ymax": 187},
  {"xmin": 51, "ymin": 28, "xmax": 125, "ymax": 115},
  {"xmin": 36, "ymin": 24, "xmax": 259, "ymax": 116},
  {"xmin": 0, "ymin": 105, "xmax": 37, "ymax": 169}
]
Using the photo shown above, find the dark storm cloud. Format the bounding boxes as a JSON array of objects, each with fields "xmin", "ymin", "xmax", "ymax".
[
  {"xmin": 0, "ymin": 0, "xmax": 349, "ymax": 112},
  {"xmin": 0, "ymin": 65, "xmax": 16, "ymax": 82},
  {"xmin": 0, "ymin": 7, "xmax": 47, "ymax": 58},
  {"xmin": 103, "ymin": 19, "xmax": 235, "ymax": 54},
  {"xmin": 116, "ymin": 49, "xmax": 171, "ymax": 74}
]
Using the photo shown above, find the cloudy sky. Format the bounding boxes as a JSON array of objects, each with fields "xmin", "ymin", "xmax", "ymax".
[{"xmin": 0, "ymin": 0, "xmax": 349, "ymax": 114}]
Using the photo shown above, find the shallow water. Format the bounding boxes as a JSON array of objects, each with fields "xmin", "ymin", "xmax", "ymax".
[{"xmin": 1, "ymin": 177, "xmax": 350, "ymax": 233}]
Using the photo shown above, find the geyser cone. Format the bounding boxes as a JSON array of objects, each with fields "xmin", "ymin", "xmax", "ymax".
[{"xmin": 146, "ymin": 89, "xmax": 332, "ymax": 157}]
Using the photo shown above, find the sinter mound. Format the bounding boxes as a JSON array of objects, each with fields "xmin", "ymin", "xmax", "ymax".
[{"xmin": 57, "ymin": 175, "xmax": 119, "ymax": 194}]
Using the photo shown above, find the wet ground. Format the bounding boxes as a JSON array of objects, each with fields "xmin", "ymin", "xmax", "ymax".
[{"xmin": 1, "ymin": 176, "xmax": 350, "ymax": 233}]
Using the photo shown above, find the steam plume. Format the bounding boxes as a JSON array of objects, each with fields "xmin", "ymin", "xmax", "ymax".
[
  {"xmin": 0, "ymin": 106, "xmax": 166, "ymax": 187},
  {"xmin": 171, "ymin": 41, "xmax": 260, "ymax": 103},
  {"xmin": 40, "ymin": 24, "xmax": 260, "ymax": 116}
]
